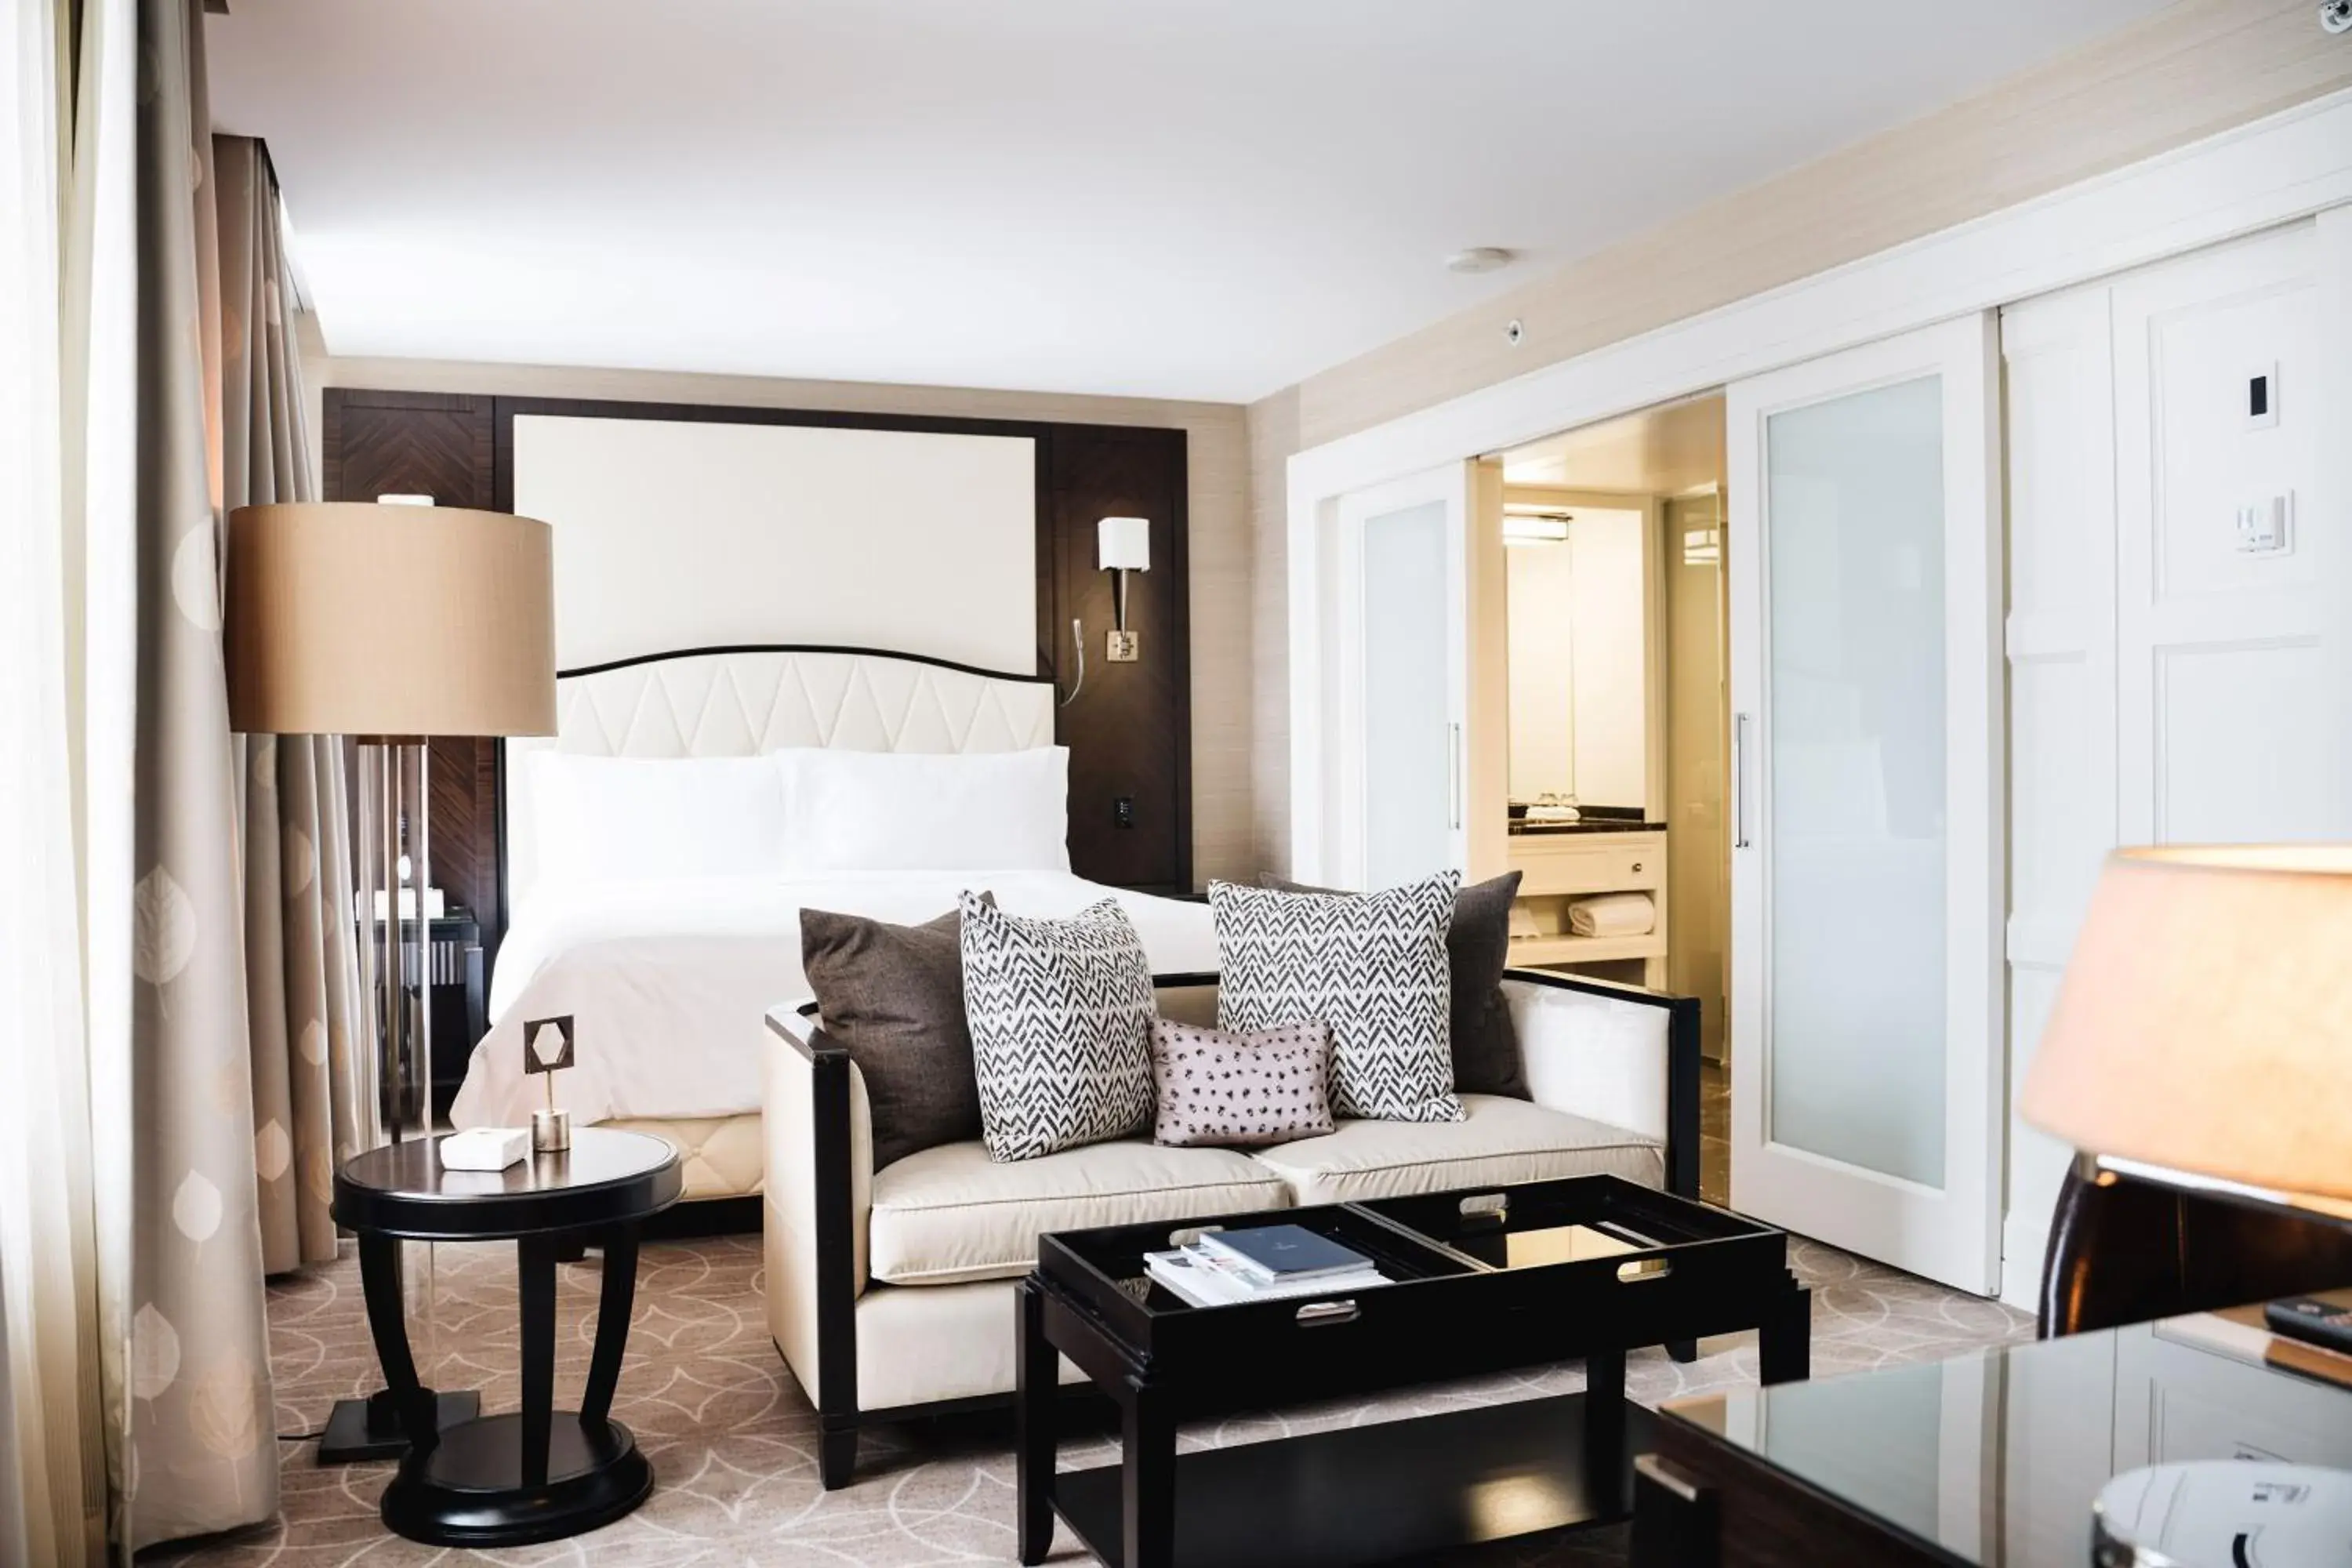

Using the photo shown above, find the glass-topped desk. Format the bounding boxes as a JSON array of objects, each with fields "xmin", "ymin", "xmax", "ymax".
[{"xmin": 1636, "ymin": 1297, "xmax": 2352, "ymax": 1567}]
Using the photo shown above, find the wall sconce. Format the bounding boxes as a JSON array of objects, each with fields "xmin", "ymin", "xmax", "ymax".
[{"xmin": 1098, "ymin": 515, "xmax": 1150, "ymax": 662}]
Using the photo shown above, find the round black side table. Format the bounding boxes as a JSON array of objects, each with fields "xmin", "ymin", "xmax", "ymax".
[{"xmin": 332, "ymin": 1128, "xmax": 684, "ymax": 1548}]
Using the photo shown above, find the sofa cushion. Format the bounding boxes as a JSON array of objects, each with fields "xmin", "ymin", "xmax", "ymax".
[
  {"xmin": 1261, "ymin": 870, "xmax": 1528, "ymax": 1101},
  {"xmin": 962, "ymin": 894, "xmax": 1158, "ymax": 1162},
  {"xmin": 800, "ymin": 900, "xmax": 986, "ymax": 1172},
  {"xmin": 867, "ymin": 1137, "xmax": 1291, "ymax": 1287},
  {"xmin": 1246, "ymin": 1094, "xmax": 1664, "ymax": 1206},
  {"xmin": 1150, "ymin": 1017, "xmax": 1334, "ymax": 1149},
  {"xmin": 1210, "ymin": 873, "xmax": 1464, "ymax": 1124}
]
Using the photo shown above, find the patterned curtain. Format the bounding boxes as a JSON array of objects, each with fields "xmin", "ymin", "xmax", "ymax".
[
  {"xmin": 125, "ymin": 0, "xmax": 278, "ymax": 1545},
  {"xmin": 212, "ymin": 136, "xmax": 366, "ymax": 1276}
]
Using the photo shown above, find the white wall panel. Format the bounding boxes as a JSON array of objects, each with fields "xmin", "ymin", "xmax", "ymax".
[
  {"xmin": 1999, "ymin": 279, "xmax": 2118, "ymax": 1313},
  {"xmin": 1998, "ymin": 214, "xmax": 2347, "ymax": 1312},
  {"xmin": 2154, "ymin": 641, "xmax": 2335, "ymax": 841},
  {"xmin": 513, "ymin": 415, "xmax": 1036, "ymax": 673},
  {"xmin": 2114, "ymin": 227, "xmax": 2338, "ymax": 848}
]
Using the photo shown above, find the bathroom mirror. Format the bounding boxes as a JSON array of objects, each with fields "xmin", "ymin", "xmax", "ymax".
[{"xmin": 1503, "ymin": 497, "xmax": 1656, "ymax": 818}]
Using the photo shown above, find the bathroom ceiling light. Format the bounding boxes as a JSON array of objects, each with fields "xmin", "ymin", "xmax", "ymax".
[{"xmin": 1446, "ymin": 247, "xmax": 1515, "ymax": 274}]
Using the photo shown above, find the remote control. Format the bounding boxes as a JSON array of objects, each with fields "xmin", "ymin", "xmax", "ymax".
[{"xmin": 2264, "ymin": 1296, "xmax": 2352, "ymax": 1356}]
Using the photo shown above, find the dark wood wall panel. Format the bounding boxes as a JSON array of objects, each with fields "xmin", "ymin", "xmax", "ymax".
[
  {"xmin": 321, "ymin": 389, "xmax": 506, "ymax": 967},
  {"xmin": 321, "ymin": 387, "xmax": 1194, "ymax": 962},
  {"xmin": 1046, "ymin": 426, "xmax": 1191, "ymax": 893}
]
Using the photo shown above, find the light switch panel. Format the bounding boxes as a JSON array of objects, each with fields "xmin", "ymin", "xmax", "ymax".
[{"xmin": 2234, "ymin": 493, "xmax": 2291, "ymax": 554}]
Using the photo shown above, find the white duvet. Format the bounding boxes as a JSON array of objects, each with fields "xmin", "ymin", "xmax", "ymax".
[{"xmin": 450, "ymin": 871, "xmax": 1218, "ymax": 1128}]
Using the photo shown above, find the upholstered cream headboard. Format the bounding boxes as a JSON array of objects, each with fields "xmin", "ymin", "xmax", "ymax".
[{"xmin": 503, "ymin": 644, "xmax": 1056, "ymax": 913}]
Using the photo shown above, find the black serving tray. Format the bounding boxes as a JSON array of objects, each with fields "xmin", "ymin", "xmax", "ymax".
[{"xmin": 1035, "ymin": 1175, "xmax": 1791, "ymax": 1408}]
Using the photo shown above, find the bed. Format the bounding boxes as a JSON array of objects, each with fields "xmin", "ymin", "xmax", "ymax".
[{"xmin": 449, "ymin": 645, "xmax": 1218, "ymax": 1203}]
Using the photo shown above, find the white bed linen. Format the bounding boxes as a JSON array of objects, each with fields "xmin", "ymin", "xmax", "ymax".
[{"xmin": 452, "ymin": 871, "xmax": 1216, "ymax": 1128}]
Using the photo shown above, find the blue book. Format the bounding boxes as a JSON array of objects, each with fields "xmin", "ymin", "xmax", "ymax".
[{"xmin": 1200, "ymin": 1224, "xmax": 1370, "ymax": 1283}]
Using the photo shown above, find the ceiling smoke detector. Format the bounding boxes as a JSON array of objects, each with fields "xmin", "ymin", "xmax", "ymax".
[
  {"xmin": 2325, "ymin": 0, "xmax": 2352, "ymax": 34},
  {"xmin": 1446, "ymin": 247, "xmax": 1515, "ymax": 274}
]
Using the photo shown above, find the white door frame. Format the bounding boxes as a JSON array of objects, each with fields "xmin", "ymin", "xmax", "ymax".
[
  {"xmin": 1726, "ymin": 313, "xmax": 2005, "ymax": 1295},
  {"xmin": 1295, "ymin": 463, "xmax": 1472, "ymax": 887},
  {"xmin": 1287, "ymin": 93, "xmax": 2352, "ymax": 877}
]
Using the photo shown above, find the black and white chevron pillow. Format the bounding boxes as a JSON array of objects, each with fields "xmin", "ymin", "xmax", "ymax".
[
  {"xmin": 1210, "ymin": 872, "xmax": 1464, "ymax": 1123},
  {"xmin": 960, "ymin": 892, "xmax": 1157, "ymax": 1162}
]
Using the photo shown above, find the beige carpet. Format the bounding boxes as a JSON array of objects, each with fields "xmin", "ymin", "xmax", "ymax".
[{"xmin": 158, "ymin": 1231, "xmax": 2029, "ymax": 1566}]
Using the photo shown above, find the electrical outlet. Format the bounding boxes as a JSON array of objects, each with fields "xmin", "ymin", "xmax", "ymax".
[{"xmin": 1113, "ymin": 797, "xmax": 1137, "ymax": 829}]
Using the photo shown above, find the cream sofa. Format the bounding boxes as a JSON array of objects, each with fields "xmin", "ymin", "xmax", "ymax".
[{"xmin": 763, "ymin": 968, "xmax": 1700, "ymax": 1488}]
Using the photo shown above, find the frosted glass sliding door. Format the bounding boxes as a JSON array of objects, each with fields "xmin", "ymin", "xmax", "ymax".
[
  {"xmin": 1361, "ymin": 502, "xmax": 1455, "ymax": 889},
  {"xmin": 1308, "ymin": 465, "xmax": 1472, "ymax": 889},
  {"xmin": 1729, "ymin": 316, "xmax": 2003, "ymax": 1295},
  {"xmin": 1763, "ymin": 374, "xmax": 1948, "ymax": 1185}
]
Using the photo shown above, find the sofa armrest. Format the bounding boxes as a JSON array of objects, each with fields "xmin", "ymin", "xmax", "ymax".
[
  {"xmin": 1501, "ymin": 970, "xmax": 1702, "ymax": 1200},
  {"xmin": 764, "ymin": 1002, "xmax": 874, "ymax": 1412}
]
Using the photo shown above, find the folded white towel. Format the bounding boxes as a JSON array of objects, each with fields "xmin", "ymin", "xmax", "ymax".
[{"xmin": 1568, "ymin": 892, "xmax": 1655, "ymax": 938}]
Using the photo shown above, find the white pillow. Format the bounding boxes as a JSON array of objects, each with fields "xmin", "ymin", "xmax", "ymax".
[
  {"xmin": 527, "ymin": 753, "xmax": 790, "ymax": 888},
  {"xmin": 771, "ymin": 746, "xmax": 1069, "ymax": 875}
]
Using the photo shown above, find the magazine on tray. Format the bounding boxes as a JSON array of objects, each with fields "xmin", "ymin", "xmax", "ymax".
[{"xmin": 1143, "ymin": 1241, "xmax": 1388, "ymax": 1308}]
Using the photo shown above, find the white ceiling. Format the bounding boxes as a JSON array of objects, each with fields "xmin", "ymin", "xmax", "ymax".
[{"xmin": 209, "ymin": 0, "xmax": 2169, "ymax": 404}]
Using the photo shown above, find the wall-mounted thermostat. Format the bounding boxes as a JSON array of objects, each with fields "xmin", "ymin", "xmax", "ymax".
[{"xmin": 2245, "ymin": 362, "xmax": 2279, "ymax": 430}]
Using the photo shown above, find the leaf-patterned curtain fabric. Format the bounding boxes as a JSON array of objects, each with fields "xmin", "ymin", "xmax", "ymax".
[
  {"xmin": 129, "ymin": 0, "xmax": 280, "ymax": 1545},
  {"xmin": 123, "ymin": 3, "xmax": 362, "ymax": 1548},
  {"xmin": 213, "ymin": 135, "xmax": 365, "ymax": 1277}
]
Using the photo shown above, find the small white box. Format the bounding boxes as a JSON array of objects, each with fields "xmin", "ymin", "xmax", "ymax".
[{"xmin": 440, "ymin": 1127, "xmax": 531, "ymax": 1172}]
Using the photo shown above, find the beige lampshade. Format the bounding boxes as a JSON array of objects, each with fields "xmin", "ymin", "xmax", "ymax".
[
  {"xmin": 2019, "ymin": 844, "xmax": 2352, "ymax": 1203},
  {"xmin": 225, "ymin": 502, "xmax": 557, "ymax": 737}
]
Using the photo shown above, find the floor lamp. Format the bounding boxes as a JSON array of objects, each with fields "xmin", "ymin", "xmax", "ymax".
[{"xmin": 226, "ymin": 499, "xmax": 556, "ymax": 1462}]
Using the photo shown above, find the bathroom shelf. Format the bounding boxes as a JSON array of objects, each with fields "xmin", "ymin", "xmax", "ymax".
[
  {"xmin": 1506, "ymin": 826, "xmax": 1670, "ymax": 984},
  {"xmin": 1507, "ymin": 932, "xmax": 1664, "ymax": 967}
]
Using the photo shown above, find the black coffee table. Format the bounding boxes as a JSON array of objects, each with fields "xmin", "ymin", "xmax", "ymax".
[
  {"xmin": 1016, "ymin": 1174, "xmax": 1809, "ymax": 1568},
  {"xmin": 332, "ymin": 1127, "xmax": 683, "ymax": 1547}
]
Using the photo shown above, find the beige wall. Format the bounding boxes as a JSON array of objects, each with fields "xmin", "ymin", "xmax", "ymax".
[
  {"xmin": 1247, "ymin": 0, "xmax": 2352, "ymax": 867},
  {"xmin": 302, "ymin": 337, "xmax": 1258, "ymax": 886}
]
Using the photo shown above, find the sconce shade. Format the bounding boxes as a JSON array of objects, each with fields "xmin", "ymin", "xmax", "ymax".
[
  {"xmin": 1098, "ymin": 515, "xmax": 1151, "ymax": 572},
  {"xmin": 225, "ymin": 502, "xmax": 557, "ymax": 737},
  {"xmin": 2018, "ymin": 844, "xmax": 2352, "ymax": 1203}
]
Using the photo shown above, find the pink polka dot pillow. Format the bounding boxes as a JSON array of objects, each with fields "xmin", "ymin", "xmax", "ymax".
[{"xmin": 1149, "ymin": 1018, "xmax": 1334, "ymax": 1149}]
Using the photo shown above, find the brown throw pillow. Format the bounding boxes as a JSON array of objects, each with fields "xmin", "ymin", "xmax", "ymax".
[
  {"xmin": 1258, "ymin": 870, "xmax": 1528, "ymax": 1100},
  {"xmin": 1150, "ymin": 1018, "xmax": 1334, "ymax": 1148},
  {"xmin": 800, "ymin": 895, "xmax": 994, "ymax": 1172}
]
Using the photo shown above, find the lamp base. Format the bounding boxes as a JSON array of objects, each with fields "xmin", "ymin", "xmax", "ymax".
[
  {"xmin": 2039, "ymin": 1161, "xmax": 2352, "ymax": 1338},
  {"xmin": 317, "ymin": 1387, "xmax": 481, "ymax": 1465}
]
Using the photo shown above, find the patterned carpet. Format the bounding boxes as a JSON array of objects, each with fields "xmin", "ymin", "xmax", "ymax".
[{"xmin": 157, "ymin": 1229, "xmax": 2030, "ymax": 1566}]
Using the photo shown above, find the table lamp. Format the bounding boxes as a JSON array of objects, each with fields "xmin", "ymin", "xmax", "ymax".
[
  {"xmin": 2021, "ymin": 844, "xmax": 2352, "ymax": 1568},
  {"xmin": 225, "ymin": 499, "xmax": 556, "ymax": 1461},
  {"xmin": 2020, "ymin": 844, "xmax": 2352, "ymax": 1225}
]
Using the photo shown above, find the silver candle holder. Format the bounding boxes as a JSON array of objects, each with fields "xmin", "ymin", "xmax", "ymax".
[{"xmin": 523, "ymin": 1014, "xmax": 575, "ymax": 1154}]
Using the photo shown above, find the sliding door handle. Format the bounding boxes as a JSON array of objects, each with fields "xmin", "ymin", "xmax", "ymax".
[{"xmin": 1732, "ymin": 712, "xmax": 1752, "ymax": 850}]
